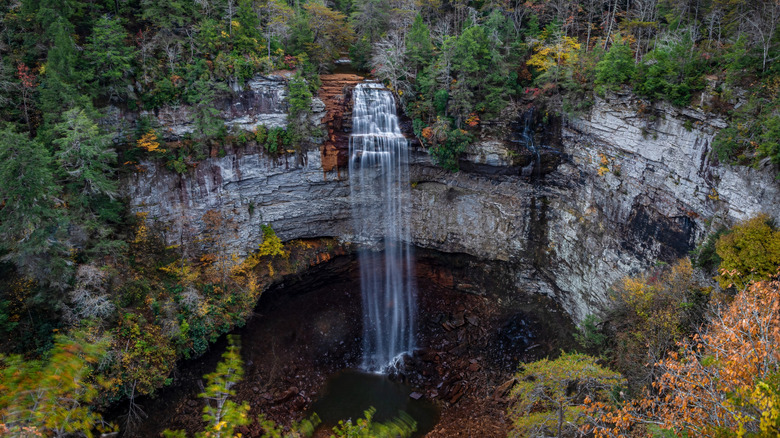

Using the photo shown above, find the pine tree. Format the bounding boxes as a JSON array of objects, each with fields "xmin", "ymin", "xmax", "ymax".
[
  {"xmin": 406, "ymin": 14, "xmax": 433, "ymax": 75},
  {"xmin": 0, "ymin": 128, "xmax": 70, "ymax": 287},
  {"xmin": 85, "ymin": 15, "xmax": 136, "ymax": 102}
]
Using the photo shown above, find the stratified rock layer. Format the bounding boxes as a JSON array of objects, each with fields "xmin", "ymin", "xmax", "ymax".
[{"xmin": 123, "ymin": 85, "xmax": 780, "ymax": 321}]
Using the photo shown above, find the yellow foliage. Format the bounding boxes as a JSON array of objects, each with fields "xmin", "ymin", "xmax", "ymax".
[
  {"xmin": 133, "ymin": 212, "xmax": 150, "ymax": 244},
  {"xmin": 527, "ymin": 34, "xmax": 581, "ymax": 72},
  {"xmin": 136, "ymin": 130, "xmax": 165, "ymax": 153},
  {"xmin": 158, "ymin": 259, "xmax": 200, "ymax": 285}
]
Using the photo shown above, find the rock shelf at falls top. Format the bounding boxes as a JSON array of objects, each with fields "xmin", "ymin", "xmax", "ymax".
[{"xmin": 349, "ymin": 82, "xmax": 417, "ymax": 373}]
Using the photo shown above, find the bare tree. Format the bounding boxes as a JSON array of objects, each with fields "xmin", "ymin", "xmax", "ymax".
[
  {"xmin": 370, "ymin": 30, "xmax": 414, "ymax": 96},
  {"xmin": 744, "ymin": 0, "xmax": 780, "ymax": 72}
]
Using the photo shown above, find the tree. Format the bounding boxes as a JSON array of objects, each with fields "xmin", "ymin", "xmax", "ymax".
[
  {"xmin": 586, "ymin": 276, "xmax": 780, "ymax": 437},
  {"xmin": 715, "ymin": 215, "xmax": 780, "ymax": 290},
  {"xmin": 258, "ymin": 224, "xmax": 287, "ymax": 258},
  {"xmin": 197, "ymin": 335, "xmax": 250, "ymax": 438},
  {"xmin": 406, "ymin": 14, "xmax": 433, "ymax": 76},
  {"xmin": 38, "ymin": 17, "xmax": 82, "ymax": 130},
  {"xmin": 53, "ymin": 107, "xmax": 117, "ymax": 199},
  {"xmin": 371, "ymin": 30, "xmax": 412, "ymax": 96},
  {"xmin": 508, "ymin": 352, "xmax": 624, "ymax": 438},
  {"xmin": 331, "ymin": 407, "xmax": 416, "ymax": 437},
  {"xmin": 302, "ymin": 2, "xmax": 354, "ymax": 71},
  {"xmin": 595, "ymin": 38, "xmax": 635, "ymax": 92},
  {"xmin": 0, "ymin": 332, "xmax": 111, "ymax": 437},
  {"xmin": 604, "ymin": 258, "xmax": 709, "ymax": 392},
  {"xmin": 0, "ymin": 128, "xmax": 70, "ymax": 287},
  {"xmin": 286, "ymin": 73, "xmax": 314, "ymax": 150},
  {"xmin": 85, "ymin": 15, "xmax": 135, "ymax": 102},
  {"xmin": 256, "ymin": 0, "xmax": 294, "ymax": 57}
]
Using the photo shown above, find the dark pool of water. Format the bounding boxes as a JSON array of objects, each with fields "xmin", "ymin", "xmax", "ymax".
[{"xmin": 311, "ymin": 369, "xmax": 440, "ymax": 437}]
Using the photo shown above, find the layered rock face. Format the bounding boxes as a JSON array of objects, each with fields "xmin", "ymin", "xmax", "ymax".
[
  {"xmin": 149, "ymin": 74, "xmax": 325, "ymax": 139},
  {"xmin": 123, "ymin": 82, "xmax": 780, "ymax": 322}
]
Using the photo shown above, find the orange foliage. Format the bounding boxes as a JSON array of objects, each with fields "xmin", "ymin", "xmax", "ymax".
[
  {"xmin": 585, "ymin": 275, "xmax": 780, "ymax": 437},
  {"xmin": 136, "ymin": 130, "xmax": 165, "ymax": 153}
]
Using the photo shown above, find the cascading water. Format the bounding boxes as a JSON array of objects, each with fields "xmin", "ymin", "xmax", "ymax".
[
  {"xmin": 349, "ymin": 82, "xmax": 417, "ymax": 373},
  {"xmin": 514, "ymin": 108, "xmax": 541, "ymax": 178}
]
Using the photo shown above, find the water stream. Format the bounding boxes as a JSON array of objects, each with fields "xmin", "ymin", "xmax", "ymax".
[{"xmin": 349, "ymin": 82, "xmax": 417, "ymax": 373}]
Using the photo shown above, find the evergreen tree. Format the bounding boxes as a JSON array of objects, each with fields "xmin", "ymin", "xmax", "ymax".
[
  {"xmin": 0, "ymin": 128, "xmax": 70, "ymax": 287},
  {"xmin": 53, "ymin": 107, "xmax": 117, "ymax": 200},
  {"xmin": 406, "ymin": 14, "xmax": 433, "ymax": 76},
  {"xmin": 39, "ymin": 18, "xmax": 79, "ymax": 118},
  {"xmin": 85, "ymin": 15, "xmax": 136, "ymax": 102},
  {"xmin": 234, "ymin": 0, "xmax": 263, "ymax": 54}
]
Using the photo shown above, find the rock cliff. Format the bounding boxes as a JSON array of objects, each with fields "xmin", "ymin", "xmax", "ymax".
[{"xmin": 123, "ymin": 82, "xmax": 780, "ymax": 322}]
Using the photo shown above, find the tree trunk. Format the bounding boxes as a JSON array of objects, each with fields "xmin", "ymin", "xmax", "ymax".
[{"xmin": 558, "ymin": 403, "xmax": 564, "ymax": 438}]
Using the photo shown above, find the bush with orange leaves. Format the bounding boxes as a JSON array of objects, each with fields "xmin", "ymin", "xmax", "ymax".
[{"xmin": 584, "ymin": 272, "xmax": 780, "ymax": 437}]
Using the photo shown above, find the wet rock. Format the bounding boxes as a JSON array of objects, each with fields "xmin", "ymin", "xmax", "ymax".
[{"xmin": 275, "ymin": 387, "xmax": 299, "ymax": 404}]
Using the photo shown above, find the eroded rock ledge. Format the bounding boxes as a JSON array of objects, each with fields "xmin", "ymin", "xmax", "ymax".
[{"xmin": 122, "ymin": 88, "xmax": 780, "ymax": 322}]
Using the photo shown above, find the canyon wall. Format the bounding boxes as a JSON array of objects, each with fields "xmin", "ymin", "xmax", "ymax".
[{"xmin": 123, "ymin": 81, "xmax": 780, "ymax": 322}]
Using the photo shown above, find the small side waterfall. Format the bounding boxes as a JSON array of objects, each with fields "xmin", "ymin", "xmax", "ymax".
[{"xmin": 349, "ymin": 82, "xmax": 417, "ymax": 373}]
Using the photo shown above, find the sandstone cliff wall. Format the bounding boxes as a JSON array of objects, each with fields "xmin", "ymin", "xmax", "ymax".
[{"xmin": 123, "ymin": 82, "xmax": 780, "ymax": 322}]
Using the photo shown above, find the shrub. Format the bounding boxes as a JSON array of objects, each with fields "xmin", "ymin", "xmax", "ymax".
[{"xmin": 715, "ymin": 214, "xmax": 780, "ymax": 290}]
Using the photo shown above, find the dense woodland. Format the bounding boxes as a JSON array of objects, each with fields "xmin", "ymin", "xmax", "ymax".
[{"xmin": 0, "ymin": 0, "xmax": 779, "ymax": 436}]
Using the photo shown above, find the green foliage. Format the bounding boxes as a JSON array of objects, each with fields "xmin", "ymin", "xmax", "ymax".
[
  {"xmin": 692, "ymin": 228, "xmax": 727, "ymax": 273},
  {"xmin": 257, "ymin": 413, "xmax": 320, "ymax": 438},
  {"xmin": 0, "ymin": 128, "xmax": 70, "ymax": 288},
  {"xmin": 331, "ymin": 407, "xmax": 417, "ymax": 438},
  {"xmin": 595, "ymin": 40, "xmax": 635, "ymax": 93},
  {"xmin": 53, "ymin": 107, "xmax": 117, "ymax": 199},
  {"xmin": 429, "ymin": 126, "xmax": 472, "ymax": 172},
  {"xmin": 286, "ymin": 73, "xmax": 315, "ymax": 150},
  {"xmin": 263, "ymin": 127, "xmax": 291, "ymax": 154},
  {"xmin": 406, "ymin": 14, "xmax": 433, "ymax": 74},
  {"xmin": 508, "ymin": 352, "xmax": 624, "ymax": 438},
  {"xmin": 715, "ymin": 214, "xmax": 780, "ymax": 290},
  {"xmin": 634, "ymin": 35, "xmax": 706, "ymax": 106},
  {"xmin": 575, "ymin": 314, "xmax": 607, "ymax": 351},
  {"xmin": 84, "ymin": 15, "xmax": 135, "ymax": 102}
]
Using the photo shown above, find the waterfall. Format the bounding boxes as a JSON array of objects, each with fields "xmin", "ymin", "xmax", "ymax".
[{"xmin": 349, "ymin": 82, "xmax": 417, "ymax": 373}]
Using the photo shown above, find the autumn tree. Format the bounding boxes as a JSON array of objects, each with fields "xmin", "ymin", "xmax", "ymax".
[
  {"xmin": 586, "ymin": 275, "xmax": 780, "ymax": 437},
  {"xmin": 258, "ymin": 224, "xmax": 287, "ymax": 258},
  {"xmin": 302, "ymin": 2, "xmax": 354, "ymax": 71},
  {"xmin": 508, "ymin": 352, "xmax": 624, "ymax": 438},
  {"xmin": 0, "ymin": 332, "xmax": 112, "ymax": 437},
  {"xmin": 603, "ymin": 258, "xmax": 709, "ymax": 393}
]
